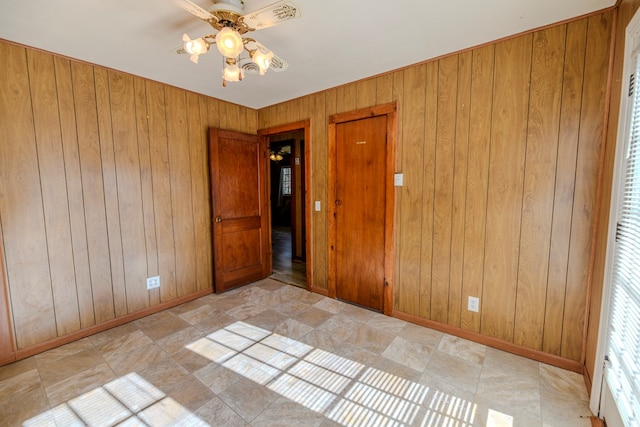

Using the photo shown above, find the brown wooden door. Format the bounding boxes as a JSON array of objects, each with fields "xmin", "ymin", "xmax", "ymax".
[
  {"xmin": 334, "ymin": 115, "xmax": 388, "ymax": 311},
  {"xmin": 209, "ymin": 128, "xmax": 270, "ymax": 293}
]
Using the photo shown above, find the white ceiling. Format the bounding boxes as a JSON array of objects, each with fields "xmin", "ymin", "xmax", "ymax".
[{"xmin": 0, "ymin": 0, "xmax": 615, "ymax": 109}]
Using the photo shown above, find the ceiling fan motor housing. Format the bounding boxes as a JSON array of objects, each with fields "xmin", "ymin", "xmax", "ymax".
[{"xmin": 209, "ymin": 0, "xmax": 245, "ymax": 15}]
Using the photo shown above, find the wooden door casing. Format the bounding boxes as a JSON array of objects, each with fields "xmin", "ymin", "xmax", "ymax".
[
  {"xmin": 328, "ymin": 103, "xmax": 397, "ymax": 314},
  {"xmin": 209, "ymin": 128, "xmax": 270, "ymax": 292},
  {"xmin": 0, "ymin": 220, "xmax": 16, "ymax": 364}
]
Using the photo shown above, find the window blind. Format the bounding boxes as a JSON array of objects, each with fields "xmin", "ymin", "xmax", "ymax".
[{"xmin": 606, "ymin": 54, "xmax": 640, "ymax": 425}]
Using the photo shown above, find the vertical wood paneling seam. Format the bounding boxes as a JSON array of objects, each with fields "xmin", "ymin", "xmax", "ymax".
[
  {"xmin": 103, "ymin": 71, "xmax": 126, "ymax": 315},
  {"xmin": 447, "ymin": 58, "xmax": 460, "ymax": 323},
  {"xmin": 479, "ymin": 46, "xmax": 498, "ymax": 334},
  {"xmin": 71, "ymin": 66, "xmax": 97, "ymax": 323},
  {"xmin": 52, "ymin": 57, "xmax": 83, "ymax": 324},
  {"xmin": 581, "ymin": 11, "xmax": 616, "ymax": 365},
  {"xmin": 428, "ymin": 61, "xmax": 438, "ymax": 318},
  {"xmin": 162, "ymin": 88, "xmax": 179, "ymax": 296},
  {"xmin": 418, "ymin": 67, "xmax": 437, "ymax": 316},
  {"xmin": 543, "ymin": 25, "xmax": 571, "ymax": 350},
  {"xmin": 457, "ymin": 54, "xmax": 473, "ymax": 327},
  {"xmin": 25, "ymin": 51, "xmax": 59, "ymax": 335},
  {"xmin": 559, "ymin": 21, "xmax": 589, "ymax": 357},
  {"xmin": 133, "ymin": 81, "xmax": 151, "ymax": 306},
  {"xmin": 186, "ymin": 95, "xmax": 199, "ymax": 292},
  {"xmin": 513, "ymin": 34, "xmax": 537, "ymax": 341}
]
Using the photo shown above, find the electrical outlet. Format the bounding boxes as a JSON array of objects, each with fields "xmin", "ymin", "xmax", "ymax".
[
  {"xmin": 147, "ymin": 276, "xmax": 160, "ymax": 290},
  {"xmin": 468, "ymin": 296, "xmax": 479, "ymax": 312}
]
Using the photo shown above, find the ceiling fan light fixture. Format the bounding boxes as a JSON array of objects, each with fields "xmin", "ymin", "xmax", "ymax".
[
  {"xmin": 216, "ymin": 27, "xmax": 244, "ymax": 58},
  {"xmin": 251, "ymin": 49, "xmax": 273, "ymax": 75},
  {"xmin": 182, "ymin": 33, "xmax": 209, "ymax": 63},
  {"xmin": 222, "ymin": 61, "xmax": 244, "ymax": 83},
  {"xmin": 269, "ymin": 152, "xmax": 283, "ymax": 161}
]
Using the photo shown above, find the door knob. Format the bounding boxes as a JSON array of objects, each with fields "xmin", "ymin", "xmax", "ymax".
[{"xmin": 215, "ymin": 216, "xmax": 223, "ymax": 223}]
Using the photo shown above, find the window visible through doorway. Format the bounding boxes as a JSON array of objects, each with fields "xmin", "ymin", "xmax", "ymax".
[{"xmin": 281, "ymin": 166, "xmax": 292, "ymax": 196}]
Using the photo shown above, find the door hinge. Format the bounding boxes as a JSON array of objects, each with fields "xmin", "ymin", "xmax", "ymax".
[
  {"xmin": 616, "ymin": 222, "xmax": 622, "ymax": 242},
  {"xmin": 629, "ymin": 73, "xmax": 635, "ymax": 97}
]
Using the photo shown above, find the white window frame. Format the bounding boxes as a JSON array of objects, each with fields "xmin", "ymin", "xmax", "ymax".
[{"xmin": 590, "ymin": 7, "xmax": 640, "ymax": 421}]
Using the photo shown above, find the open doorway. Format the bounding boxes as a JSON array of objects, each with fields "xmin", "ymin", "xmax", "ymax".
[{"xmin": 267, "ymin": 130, "xmax": 307, "ymax": 288}]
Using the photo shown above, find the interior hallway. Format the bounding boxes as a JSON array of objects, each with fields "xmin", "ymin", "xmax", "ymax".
[
  {"xmin": 0, "ymin": 279, "xmax": 593, "ymax": 426},
  {"xmin": 270, "ymin": 226, "xmax": 306, "ymax": 289}
]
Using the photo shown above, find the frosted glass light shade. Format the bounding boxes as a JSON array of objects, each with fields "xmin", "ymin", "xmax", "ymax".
[
  {"xmin": 216, "ymin": 27, "xmax": 244, "ymax": 58},
  {"xmin": 223, "ymin": 63, "xmax": 244, "ymax": 82},
  {"xmin": 252, "ymin": 50, "xmax": 273, "ymax": 75},
  {"xmin": 184, "ymin": 36, "xmax": 208, "ymax": 55}
]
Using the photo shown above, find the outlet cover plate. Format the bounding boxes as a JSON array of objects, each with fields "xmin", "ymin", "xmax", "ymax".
[
  {"xmin": 147, "ymin": 276, "xmax": 160, "ymax": 290},
  {"xmin": 468, "ymin": 296, "xmax": 479, "ymax": 312}
]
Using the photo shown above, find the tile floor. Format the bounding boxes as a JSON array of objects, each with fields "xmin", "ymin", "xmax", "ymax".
[{"xmin": 0, "ymin": 278, "xmax": 594, "ymax": 426}]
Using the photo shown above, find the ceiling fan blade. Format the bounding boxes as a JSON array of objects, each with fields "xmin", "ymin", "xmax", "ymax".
[
  {"xmin": 268, "ymin": 52, "xmax": 288, "ymax": 72},
  {"xmin": 242, "ymin": 0, "xmax": 301, "ymax": 30},
  {"xmin": 173, "ymin": 0, "xmax": 216, "ymax": 22}
]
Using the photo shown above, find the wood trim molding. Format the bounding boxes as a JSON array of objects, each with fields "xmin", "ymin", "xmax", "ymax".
[
  {"xmin": 581, "ymin": 6, "xmax": 619, "ymax": 369},
  {"xmin": 393, "ymin": 310, "xmax": 583, "ymax": 373},
  {"xmin": 0, "ymin": 220, "xmax": 16, "ymax": 358},
  {"xmin": 0, "ymin": 288, "xmax": 212, "ymax": 367},
  {"xmin": 310, "ymin": 286, "xmax": 329, "ymax": 297},
  {"xmin": 257, "ymin": 120, "xmax": 314, "ymax": 291}
]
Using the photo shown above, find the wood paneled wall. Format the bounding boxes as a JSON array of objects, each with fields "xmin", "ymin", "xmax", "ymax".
[
  {"xmin": 259, "ymin": 12, "xmax": 613, "ymax": 363},
  {"xmin": 0, "ymin": 40, "xmax": 257, "ymax": 350}
]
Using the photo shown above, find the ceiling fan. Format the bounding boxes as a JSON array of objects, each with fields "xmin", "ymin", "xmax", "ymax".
[{"xmin": 173, "ymin": 0, "xmax": 301, "ymax": 86}]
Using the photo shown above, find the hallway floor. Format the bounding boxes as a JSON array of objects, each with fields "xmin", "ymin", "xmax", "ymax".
[
  {"xmin": 0, "ymin": 279, "xmax": 593, "ymax": 426},
  {"xmin": 270, "ymin": 226, "xmax": 306, "ymax": 289}
]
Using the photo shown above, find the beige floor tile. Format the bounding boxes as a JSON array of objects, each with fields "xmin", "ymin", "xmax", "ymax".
[
  {"xmin": 191, "ymin": 309, "xmax": 237, "ymax": 334},
  {"xmin": 44, "ymin": 362, "xmax": 117, "ymax": 407},
  {"xmin": 133, "ymin": 311, "xmax": 191, "ymax": 341},
  {"xmin": 1, "ymin": 382, "xmax": 50, "ymax": 426},
  {"xmin": 195, "ymin": 396, "xmax": 247, "ymax": 427},
  {"xmin": 33, "ymin": 338, "xmax": 95, "ymax": 363},
  {"xmin": 382, "ymin": 336, "xmax": 434, "ymax": 371},
  {"xmin": 245, "ymin": 309, "xmax": 289, "ymax": 331},
  {"xmin": 0, "ymin": 368, "xmax": 43, "ymax": 404},
  {"xmin": 103, "ymin": 341, "xmax": 170, "ymax": 376},
  {"xmin": 88, "ymin": 322, "xmax": 140, "ymax": 349},
  {"xmin": 424, "ymin": 351, "xmax": 483, "ymax": 394},
  {"xmin": 272, "ymin": 318, "xmax": 314, "ymax": 339},
  {"xmin": 0, "ymin": 357, "xmax": 37, "ymax": 382},
  {"xmin": 36, "ymin": 347, "xmax": 105, "ymax": 388},
  {"xmin": 0, "ymin": 280, "xmax": 595, "ymax": 427},
  {"xmin": 251, "ymin": 397, "xmax": 325, "ymax": 427},
  {"xmin": 172, "ymin": 346, "xmax": 214, "ymax": 373},
  {"xmin": 399, "ymin": 323, "xmax": 444, "ymax": 347},
  {"xmin": 194, "ymin": 361, "xmax": 243, "ymax": 394},
  {"xmin": 293, "ymin": 306, "xmax": 335, "ymax": 328},
  {"xmin": 156, "ymin": 325, "xmax": 205, "ymax": 355},
  {"xmin": 348, "ymin": 324, "xmax": 396, "ymax": 354},
  {"xmin": 96, "ymin": 329, "xmax": 153, "ymax": 358},
  {"xmin": 217, "ymin": 376, "xmax": 280, "ymax": 422},
  {"xmin": 539, "ymin": 364, "xmax": 593, "ymax": 425},
  {"xmin": 437, "ymin": 334, "xmax": 486, "ymax": 365}
]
